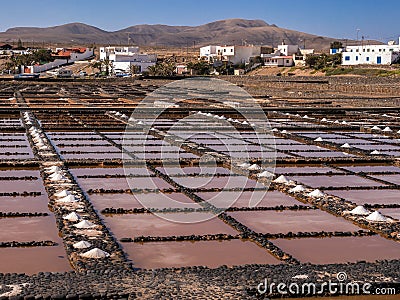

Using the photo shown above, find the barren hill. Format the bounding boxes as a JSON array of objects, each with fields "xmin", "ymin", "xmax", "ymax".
[{"xmin": 0, "ymin": 19, "xmax": 344, "ymax": 50}]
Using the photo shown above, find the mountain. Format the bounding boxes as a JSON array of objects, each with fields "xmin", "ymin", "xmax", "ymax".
[{"xmin": 0, "ymin": 19, "xmax": 344, "ymax": 50}]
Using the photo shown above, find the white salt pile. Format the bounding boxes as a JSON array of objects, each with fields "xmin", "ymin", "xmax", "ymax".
[
  {"xmin": 273, "ymin": 175, "xmax": 290, "ymax": 184},
  {"xmin": 73, "ymin": 241, "xmax": 92, "ymax": 249},
  {"xmin": 248, "ymin": 164, "xmax": 262, "ymax": 171},
  {"xmin": 74, "ymin": 220, "xmax": 95, "ymax": 229},
  {"xmin": 289, "ymin": 185, "xmax": 306, "ymax": 193},
  {"xmin": 63, "ymin": 212, "xmax": 82, "ymax": 222},
  {"xmin": 341, "ymin": 143, "xmax": 351, "ymax": 148},
  {"xmin": 347, "ymin": 205, "xmax": 371, "ymax": 216},
  {"xmin": 366, "ymin": 211, "xmax": 389, "ymax": 222},
  {"xmin": 257, "ymin": 171, "xmax": 274, "ymax": 178},
  {"xmin": 307, "ymin": 189, "xmax": 325, "ymax": 198},
  {"xmin": 80, "ymin": 248, "xmax": 110, "ymax": 258}
]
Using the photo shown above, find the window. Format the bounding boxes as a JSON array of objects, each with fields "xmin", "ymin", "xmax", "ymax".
[
  {"xmin": 345, "ymin": 56, "xmax": 350, "ymax": 61},
  {"xmin": 231, "ymin": 49, "xmax": 233, "ymax": 52},
  {"xmin": 356, "ymin": 56, "xmax": 358, "ymax": 61},
  {"xmin": 366, "ymin": 57, "xmax": 370, "ymax": 61},
  {"xmin": 224, "ymin": 49, "xmax": 226, "ymax": 52},
  {"xmin": 286, "ymin": 60, "xmax": 290, "ymax": 63}
]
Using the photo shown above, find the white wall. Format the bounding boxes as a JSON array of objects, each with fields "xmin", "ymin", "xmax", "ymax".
[
  {"xmin": 278, "ymin": 45, "xmax": 299, "ymax": 56},
  {"xmin": 100, "ymin": 46, "xmax": 140, "ymax": 60},
  {"xmin": 112, "ymin": 53, "xmax": 157, "ymax": 63},
  {"xmin": 264, "ymin": 56, "xmax": 293, "ymax": 67},
  {"xmin": 31, "ymin": 59, "xmax": 69, "ymax": 73},
  {"xmin": 200, "ymin": 45, "xmax": 260, "ymax": 64},
  {"xmin": 200, "ymin": 46, "xmax": 217, "ymax": 58},
  {"xmin": 113, "ymin": 61, "xmax": 156, "ymax": 73},
  {"xmin": 342, "ymin": 51, "xmax": 399, "ymax": 65},
  {"xmin": 230, "ymin": 46, "xmax": 261, "ymax": 64}
]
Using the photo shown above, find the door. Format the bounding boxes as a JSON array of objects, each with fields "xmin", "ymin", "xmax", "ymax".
[{"xmin": 377, "ymin": 56, "xmax": 382, "ymax": 64}]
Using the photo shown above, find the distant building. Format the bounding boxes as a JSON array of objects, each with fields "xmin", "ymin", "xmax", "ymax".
[
  {"xmin": 0, "ymin": 44, "xmax": 12, "ymax": 51},
  {"xmin": 52, "ymin": 47, "xmax": 94, "ymax": 62},
  {"xmin": 175, "ymin": 64, "xmax": 188, "ymax": 75},
  {"xmin": 277, "ymin": 44, "xmax": 300, "ymax": 56},
  {"xmin": 330, "ymin": 48, "xmax": 345, "ymax": 55},
  {"xmin": 199, "ymin": 45, "xmax": 261, "ymax": 64},
  {"xmin": 234, "ymin": 69, "xmax": 245, "ymax": 75},
  {"xmin": 263, "ymin": 56, "xmax": 294, "ymax": 67},
  {"xmin": 25, "ymin": 47, "xmax": 94, "ymax": 73},
  {"xmin": 341, "ymin": 38, "xmax": 400, "ymax": 65},
  {"xmin": 99, "ymin": 46, "xmax": 156, "ymax": 73}
]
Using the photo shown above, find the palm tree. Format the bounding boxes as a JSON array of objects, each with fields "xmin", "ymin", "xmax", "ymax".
[
  {"xmin": 90, "ymin": 61, "xmax": 102, "ymax": 73},
  {"xmin": 147, "ymin": 64, "xmax": 159, "ymax": 76},
  {"xmin": 101, "ymin": 58, "xmax": 112, "ymax": 75}
]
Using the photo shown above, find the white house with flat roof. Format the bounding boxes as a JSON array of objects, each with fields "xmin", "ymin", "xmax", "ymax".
[
  {"xmin": 341, "ymin": 38, "xmax": 400, "ymax": 65},
  {"xmin": 263, "ymin": 55, "xmax": 294, "ymax": 67},
  {"xmin": 277, "ymin": 44, "xmax": 300, "ymax": 56},
  {"xmin": 99, "ymin": 46, "xmax": 140, "ymax": 60},
  {"xmin": 200, "ymin": 45, "xmax": 261, "ymax": 64},
  {"xmin": 99, "ymin": 46, "xmax": 156, "ymax": 73}
]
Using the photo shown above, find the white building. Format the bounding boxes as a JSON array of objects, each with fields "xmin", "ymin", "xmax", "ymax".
[
  {"xmin": 263, "ymin": 56, "xmax": 294, "ymax": 67},
  {"xmin": 99, "ymin": 46, "xmax": 156, "ymax": 73},
  {"xmin": 341, "ymin": 38, "xmax": 400, "ymax": 65},
  {"xmin": 99, "ymin": 46, "xmax": 140, "ymax": 60},
  {"xmin": 26, "ymin": 47, "xmax": 94, "ymax": 73},
  {"xmin": 200, "ymin": 45, "xmax": 261, "ymax": 64},
  {"xmin": 277, "ymin": 44, "xmax": 300, "ymax": 56}
]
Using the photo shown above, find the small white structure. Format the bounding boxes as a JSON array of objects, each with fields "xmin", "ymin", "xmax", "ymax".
[
  {"xmin": 100, "ymin": 46, "xmax": 157, "ymax": 73},
  {"xmin": 277, "ymin": 44, "xmax": 299, "ymax": 56},
  {"xmin": 200, "ymin": 45, "xmax": 261, "ymax": 64},
  {"xmin": 26, "ymin": 47, "xmax": 94, "ymax": 73},
  {"xmin": 99, "ymin": 46, "xmax": 139, "ymax": 60},
  {"xmin": 263, "ymin": 56, "xmax": 294, "ymax": 67},
  {"xmin": 342, "ymin": 38, "xmax": 400, "ymax": 65}
]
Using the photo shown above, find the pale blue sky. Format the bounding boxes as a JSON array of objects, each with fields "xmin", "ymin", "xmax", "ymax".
[{"xmin": 0, "ymin": 0, "xmax": 399, "ymax": 42}]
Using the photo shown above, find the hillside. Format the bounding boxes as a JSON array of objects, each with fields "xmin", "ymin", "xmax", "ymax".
[{"xmin": 0, "ymin": 19, "xmax": 345, "ymax": 50}]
